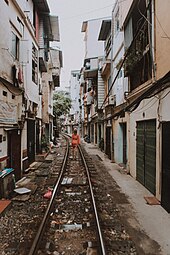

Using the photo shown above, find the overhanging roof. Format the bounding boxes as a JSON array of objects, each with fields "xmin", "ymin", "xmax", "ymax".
[
  {"xmin": 84, "ymin": 69, "xmax": 98, "ymax": 79},
  {"xmin": 44, "ymin": 15, "xmax": 60, "ymax": 41},
  {"xmin": 33, "ymin": 0, "xmax": 50, "ymax": 13},
  {"xmin": 98, "ymin": 20, "xmax": 111, "ymax": 41}
]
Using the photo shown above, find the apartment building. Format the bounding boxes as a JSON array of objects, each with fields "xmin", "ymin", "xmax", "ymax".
[
  {"xmin": 80, "ymin": 0, "xmax": 170, "ymax": 212},
  {"xmin": 66, "ymin": 70, "xmax": 80, "ymax": 134},
  {"xmin": 121, "ymin": 0, "xmax": 170, "ymax": 212},
  {"xmin": 0, "ymin": 0, "xmax": 61, "ymax": 181},
  {"xmin": 81, "ymin": 18, "xmax": 105, "ymax": 144}
]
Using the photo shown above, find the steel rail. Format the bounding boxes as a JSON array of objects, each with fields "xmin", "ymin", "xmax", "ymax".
[
  {"xmin": 79, "ymin": 145, "xmax": 106, "ymax": 255},
  {"xmin": 28, "ymin": 136, "xmax": 69, "ymax": 255}
]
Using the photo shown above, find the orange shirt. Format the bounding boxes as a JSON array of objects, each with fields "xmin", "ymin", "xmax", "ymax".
[{"xmin": 72, "ymin": 134, "xmax": 80, "ymax": 146}]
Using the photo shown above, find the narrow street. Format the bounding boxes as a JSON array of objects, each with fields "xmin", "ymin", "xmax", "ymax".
[
  {"xmin": 1, "ymin": 137, "xmax": 169, "ymax": 254},
  {"xmin": 0, "ymin": 1, "xmax": 170, "ymax": 254}
]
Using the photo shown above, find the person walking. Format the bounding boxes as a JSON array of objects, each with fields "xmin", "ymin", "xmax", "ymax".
[{"xmin": 71, "ymin": 128, "xmax": 80, "ymax": 160}]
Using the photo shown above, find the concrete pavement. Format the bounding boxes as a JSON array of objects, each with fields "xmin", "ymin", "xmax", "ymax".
[{"xmin": 82, "ymin": 140, "xmax": 170, "ymax": 255}]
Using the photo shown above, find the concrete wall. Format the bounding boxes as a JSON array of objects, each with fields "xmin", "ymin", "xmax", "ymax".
[
  {"xmin": 129, "ymin": 87, "xmax": 170, "ymax": 199},
  {"xmin": 155, "ymin": 0, "xmax": 170, "ymax": 79},
  {"xmin": 70, "ymin": 70, "xmax": 80, "ymax": 116},
  {"xmin": 113, "ymin": 114, "xmax": 129, "ymax": 163},
  {"xmin": 85, "ymin": 19, "xmax": 104, "ymax": 59}
]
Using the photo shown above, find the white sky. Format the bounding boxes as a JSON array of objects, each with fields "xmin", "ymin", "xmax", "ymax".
[{"xmin": 48, "ymin": 0, "xmax": 115, "ymax": 89}]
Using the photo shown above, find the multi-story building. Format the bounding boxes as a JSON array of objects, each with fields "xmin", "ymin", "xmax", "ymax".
[
  {"xmin": 98, "ymin": 18, "xmax": 112, "ymax": 159},
  {"xmin": 0, "ymin": 0, "xmax": 61, "ymax": 182},
  {"xmin": 80, "ymin": 0, "xmax": 170, "ymax": 213},
  {"xmin": 42, "ymin": 48, "xmax": 62, "ymax": 143},
  {"xmin": 67, "ymin": 70, "xmax": 80, "ymax": 133},
  {"xmin": 81, "ymin": 18, "xmax": 105, "ymax": 144},
  {"xmin": 121, "ymin": 0, "xmax": 170, "ymax": 212}
]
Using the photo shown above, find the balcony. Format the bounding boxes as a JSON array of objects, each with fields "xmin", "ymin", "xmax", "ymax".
[{"xmin": 124, "ymin": 21, "xmax": 152, "ymax": 91}]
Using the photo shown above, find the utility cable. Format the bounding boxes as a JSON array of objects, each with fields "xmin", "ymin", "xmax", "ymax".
[
  {"xmin": 63, "ymin": 4, "xmax": 114, "ymax": 20},
  {"xmin": 100, "ymin": 18, "xmax": 149, "ymax": 109}
]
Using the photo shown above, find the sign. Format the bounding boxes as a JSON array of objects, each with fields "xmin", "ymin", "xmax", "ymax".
[{"xmin": 0, "ymin": 100, "xmax": 17, "ymax": 123}]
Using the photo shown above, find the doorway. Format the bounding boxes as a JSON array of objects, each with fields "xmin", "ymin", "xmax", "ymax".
[
  {"xmin": 7, "ymin": 129, "xmax": 21, "ymax": 181},
  {"xmin": 120, "ymin": 123, "xmax": 127, "ymax": 165},
  {"xmin": 136, "ymin": 120, "xmax": 156, "ymax": 195},
  {"xmin": 161, "ymin": 122, "xmax": 170, "ymax": 212},
  {"xmin": 27, "ymin": 119, "xmax": 35, "ymax": 164},
  {"xmin": 106, "ymin": 126, "xmax": 111, "ymax": 159}
]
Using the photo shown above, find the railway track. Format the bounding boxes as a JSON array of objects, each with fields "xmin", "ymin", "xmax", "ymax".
[
  {"xmin": 28, "ymin": 135, "xmax": 106, "ymax": 255},
  {"xmin": 0, "ymin": 135, "xmax": 139, "ymax": 255}
]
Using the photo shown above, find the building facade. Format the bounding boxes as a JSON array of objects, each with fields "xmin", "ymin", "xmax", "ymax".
[
  {"xmin": 80, "ymin": 0, "xmax": 170, "ymax": 213},
  {"xmin": 81, "ymin": 18, "xmax": 105, "ymax": 144},
  {"xmin": 0, "ymin": 0, "xmax": 61, "ymax": 182}
]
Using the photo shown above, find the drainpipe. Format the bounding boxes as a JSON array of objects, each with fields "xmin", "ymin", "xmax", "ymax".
[
  {"xmin": 147, "ymin": 0, "xmax": 156, "ymax": 81},
  {"xmin": 110, "ymin": 5, "xmax": 115, "ymax": 162}
]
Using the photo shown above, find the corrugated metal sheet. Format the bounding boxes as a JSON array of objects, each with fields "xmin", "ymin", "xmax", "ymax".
[
  {"xmin": 145, "ymin": 120, "xmax": 156, "ymax": 195},
  {"xmin": 136, "ymin": 121, "xmax": 145, "ymax": 185},
  {"xmin": 39, "ymin": 19, "xmax": 44, "ymax": 50},
  {"xmin": 98, "ymin": 70, "xmax": 105, "ymax": 108},
  {"xmin": 136, "ymin": 120, "xmax": 156, "ymax": 195}
]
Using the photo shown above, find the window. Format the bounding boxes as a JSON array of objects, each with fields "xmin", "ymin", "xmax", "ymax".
[
  {"xmin": 3, "ymin": 91, "xmax": 7, "ymax": 97},
  {"xmin": 32, "ymin": 44, "xmax": 38, "ymax": 84},
  {"xmin": 11, "ymin": 32, "xmax": 19, "ymax": 60}
]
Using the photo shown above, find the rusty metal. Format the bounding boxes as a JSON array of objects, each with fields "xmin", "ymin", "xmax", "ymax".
[
  {"xmin": 79, "ymin": 144, "xmax": 106, "ymax": 255},
  {"xmin": 28, "ymin": 136, "xmax": 69, "ymax": 255}
]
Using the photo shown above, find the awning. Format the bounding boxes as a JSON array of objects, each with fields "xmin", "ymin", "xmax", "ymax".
[
  {"xmin": 44, "ymin": 15, "xmax": 60, "ymax": 42},
  {"xmin": 84, "ymin": 69, "xmax": 98, "ymax": 79},
  {"xmin": 33, "ymin": 0, "xmax": 50, "ymax": 13},
  {"xmin": 101, "ymin": 60, "xmax": 111, "ymax": 76},
  {"xmin": 4, "ymin": 127, "xmax": 19, "ymax": 131}
]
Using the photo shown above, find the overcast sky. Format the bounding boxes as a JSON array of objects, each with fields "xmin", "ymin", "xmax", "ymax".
[{"xmin": 48, "ymin": 0, "xmax": 115, "ymax": 89}]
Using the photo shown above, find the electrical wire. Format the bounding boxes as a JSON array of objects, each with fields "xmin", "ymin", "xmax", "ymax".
[
  {"xmin": 100, "ymin": 18, "xmax": 148, "ymax": 109},
  {"xmin": 155, "ymin": 14, "xmax": 170, "ymax": 40},
  {"xmin": 131, "ymin": 96, "xmax": 156, "ymax": 114},
  {"xmin": 137, "ymin": 0, "xmax": 152, "ymax": 27},
  {"xmin": 63, "ymin": 4, "xmax": 114, "ymax": 20}
]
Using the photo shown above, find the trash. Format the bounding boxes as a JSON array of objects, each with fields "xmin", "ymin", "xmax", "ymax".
[
  {"xmin": 43, "ymin": 189, "xmax": 52, "ymax": 199},
  {"xmin": 60, "ymin": 224, "xmax": 82, "ymax": 230},
  {"xmin": 144, "ymin": 196, "xmax": 160, "ymax": 205},
  {"xmin": 14, "ymin": 187, "xmax": 31, "ymax": 194}
]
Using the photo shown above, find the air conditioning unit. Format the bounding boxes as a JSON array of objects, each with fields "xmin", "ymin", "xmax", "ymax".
[{"xmin": 108, "ymin": 95, "xmax": 116, "ymax": 106}]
